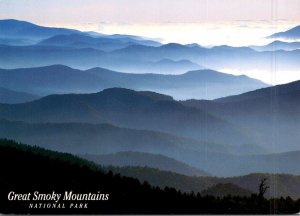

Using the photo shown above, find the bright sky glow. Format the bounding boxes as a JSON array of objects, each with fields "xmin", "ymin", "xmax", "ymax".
[
  {"xmin": 89, "ymin": 21, "xmax": 298, "ymax": 46},
  {"xmin": 1, "ymin": 0, "xmax": 300, "ymax": 46}
]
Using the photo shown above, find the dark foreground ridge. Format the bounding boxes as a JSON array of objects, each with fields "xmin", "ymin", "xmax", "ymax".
[{"xmin": 0, "ymin": 139, "xmax": 299, "ymax": 214}]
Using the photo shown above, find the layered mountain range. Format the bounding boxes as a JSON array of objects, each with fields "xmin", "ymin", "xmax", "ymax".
[
  {"xmin": 0, "ymin": 81, "xmax": 299, "ymax": 176},
  {"xmin": 0, "ymin": 65, "xmax": 268, "ymax": 100},
  {"xmin": 0, "ymin": 19, "xmax": 299, "ymax": 197},
  {"xmin": 1, "ymin": 139, "xmax": 299, "ymax": 215},
  {"xmin": 182, "ymin": 80, "xmax": 300, "ymax": 152},
  {"xmin": 0, "ymin": 20, "xmax": 299, "ymax": 79}
]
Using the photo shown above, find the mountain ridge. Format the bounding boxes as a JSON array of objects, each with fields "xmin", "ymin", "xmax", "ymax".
[
  {"xmin": 182, "ymin": 79, "xmax": 300, "ymax": 152},
  {"xmin": 110, "ymin": 165, "xmax": 300, "ymax": 199},
  {"xmin": 38, "ymin": 33, "xmax": 161, "ymax": 51},
  {"xmin": 0, "ymin": 87, "xmax": 256, "ymax": 147},
  {"xmin": 0, "ymin": 19, "xmax": 299, "ymax": 79},
  {"xmin": 0, "ymin": 19, "xmax": 81, "ymax": 39},
  {"xmin": 0, "ymin": 87, "xmax": 39, "ymax": 103},
  {"xmin": 81, "ymin": 151, "xmax": 211, "ymax": 177},
  {"xmin": 267, "ymin": 25, "xmax": 300, "ymax": 40},
  {"xmin": 251, "ymin": 40, "xmax": 300, "ymax": 51},
  {"xmin": 0, "ymin": 65, "xmax": 268, "ymax": 99}
]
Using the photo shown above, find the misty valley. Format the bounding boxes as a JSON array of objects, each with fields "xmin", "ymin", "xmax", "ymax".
[{"xmin": 0, "ymin": 19, "xmax": 300, "ymax": 214}]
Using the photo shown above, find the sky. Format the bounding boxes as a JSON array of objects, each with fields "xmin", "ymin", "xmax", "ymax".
[
  {"xmin": 0, "ymin": 0, "xmax": 300, "ymax": 84},
  {"xmin": 1, "ymin": 0, "xmax": 300, "ymax": 46}
]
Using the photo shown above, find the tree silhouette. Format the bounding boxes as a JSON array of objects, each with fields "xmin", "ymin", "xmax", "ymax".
[
  {"xmin": 258, "ymin": 178, "xmax": 269, "ymax": 198},
  {"xmin": 1, "ymin": 139, "xmax": 300, "ymax": 214}
]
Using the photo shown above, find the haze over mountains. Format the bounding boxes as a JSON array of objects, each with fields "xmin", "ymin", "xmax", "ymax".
[
  {"xmin": 0, "ymin": 19, "xmax": 160, "ymax": 46},
  {"xmin": 0, "ymin": 87, "xmax": 39, "ymax": 103},
  {"xmin": 182, "ymin": 80, "xmax": 300, "ymax": 152},
  {"xmin": 38, "ymin": 33, "xmax": 161, "ymax": 51},
  {"xmin": 81, "ymin": 152, "xmax": 211, "ymax": 177},
  {"xmin": 1, "ymin": 39, "xmax": 299, "ymax": 76},
  {"xmin": 0, "ymin": 65, "xmax": 268, "ymax": 100},
  {"xmin": 250, "ymin": 40, "xmax": 300, "ymax": 51},
  {"xmin": 109, "ymin": 166, "xmax": 300, "ymax": 199},
  {"xmin": 0, "ymin": 81, "xmax": 299, "ymax": 176},
  {"xmin": 2, "ymin": 139, "xmax": 299, "ymax": 215},
  {"xmin": 1, "ymin": 117, "xmax": 300, "ymax": 177},
  {"xmin": 0, "ymin": 88, "xmax": 255, "ymax": 146},
  {"xmin": 0, "ymin": 20, "xmax": 300, "ymax": 84},
  {"xmin": 0, "ymin": 18, "xmax": 300, "ymax": 195}
]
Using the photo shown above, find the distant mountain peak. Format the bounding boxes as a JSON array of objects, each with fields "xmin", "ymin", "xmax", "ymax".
[
  {"xmin": 267, "ymin": 25, "xmax": 300, "ymax": 39},
  {"xmin": 0, "ymin": 19, "xmax": 36, "ymax": 26},
  {"xmin": 211, "ymin": 45, "xmax": 254, "ymax": 52},
  {"xmin": 138, "ymin": 91, "xmax": 174, "ymax": 101},
  {"xmin": 101, "ymin": 87, "xmax": 135, "ymax": 94},
  {"xmin": 99, "ymin": 88, "xmax": 173, "ymax": 101},
  {"xmin": 161, "ymin": 43, "xmax": 185, "ymax": 48},
  {"xmin": 185, "ymin": 43, "xmax": 202, "ymax": 48},
  {"xmin": 23, "ymin": 64, "xmax": 77, "ymax": 71},
  {"xmin": 215, "ymin": 79, "xmax": 300, "ymax": 103},
  {"xmin": 0, "ymin": 19, "xmax": 80, "ymax": 40},
  {"xmin": 270, "ymin": 40, "xmax": 286, "ymax": 44},
  {"xmin": 250, "ymin": 40, "xmax": 300, "ymax": 51},
  {"xmin": 155, "ymin": 58, "xmax": 196, "ymax": 65},
  {"xmin": 183, "ymin": 69, "xmax": 224, "ymax": 76}
]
